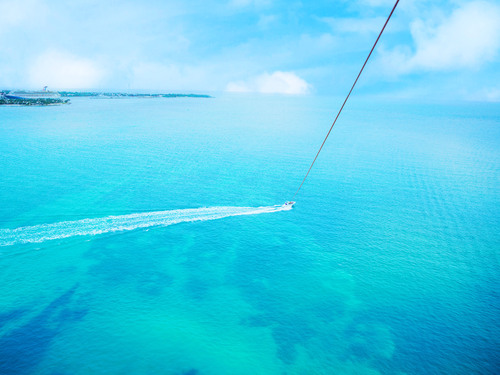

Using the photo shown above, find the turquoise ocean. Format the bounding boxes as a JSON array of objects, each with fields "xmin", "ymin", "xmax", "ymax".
[{"xmin": 0, "ymin": 94, "xmax": 498, "ymax": 374}]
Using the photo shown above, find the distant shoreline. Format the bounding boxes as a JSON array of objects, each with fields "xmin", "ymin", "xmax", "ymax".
[
  {"xmin": 0, "ymin": 91, "xmax": 212, "ymax": 106},
  {"xmin": 59, "ymin": 92, "xmax": 212, "ymax": 98}
]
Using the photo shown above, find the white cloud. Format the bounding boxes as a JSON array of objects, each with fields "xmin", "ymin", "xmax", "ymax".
[
  {"xmin": 28, "ymin": 50, "xmax": 105, "ymax": 89},
  {"xmin": 380, "ymin": 1, "xmax": 500, "ymax": 73},
  {"xmin": 226, "ymin": 71, "xmax": 311, "ymax": 94}
]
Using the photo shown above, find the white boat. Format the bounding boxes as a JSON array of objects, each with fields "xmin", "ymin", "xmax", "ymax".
[{"xmin": 283, "ymin": 201, "xmax": 296, "ymax": 207}]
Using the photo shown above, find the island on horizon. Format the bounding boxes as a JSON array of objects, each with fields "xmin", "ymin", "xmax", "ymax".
[{"xmin": 0, "ymin": 88, "xmax": 212, "ymax": 106}]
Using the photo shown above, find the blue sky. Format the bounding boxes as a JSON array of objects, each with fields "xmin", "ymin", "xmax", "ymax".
[{"xmin": 1, "ymin": 0, "xmax": 499, "ymax": 100}]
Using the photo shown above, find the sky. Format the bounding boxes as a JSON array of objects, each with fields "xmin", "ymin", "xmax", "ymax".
[{"xmin": 1, "ymin": 0, "xmax": 500, "ymax": 100}]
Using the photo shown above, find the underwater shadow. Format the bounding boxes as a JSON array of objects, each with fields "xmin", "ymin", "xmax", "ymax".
[{"xmin": 0, "ymin": 284, "xmax": 87, "ymax": 375}]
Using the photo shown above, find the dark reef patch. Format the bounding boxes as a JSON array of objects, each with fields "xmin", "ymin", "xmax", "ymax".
[{"xmin": 0, "ymin": 284, "xmax": 87, "ymax": 375}]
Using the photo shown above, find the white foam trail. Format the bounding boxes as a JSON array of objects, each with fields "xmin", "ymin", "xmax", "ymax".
[{"xmin": 0, "ymin": 205, "xmax": 292, "ymax": 247}]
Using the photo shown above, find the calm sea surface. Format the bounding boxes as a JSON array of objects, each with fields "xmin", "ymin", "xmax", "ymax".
[{"xmin": 0, "ymin": 94, "xmax": 499, "ymax": 374}]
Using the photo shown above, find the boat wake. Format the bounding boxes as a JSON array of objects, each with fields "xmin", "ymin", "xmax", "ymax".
[{"xmin": 0, "ymin": 204, "xmax": 293, "ymax": 247}]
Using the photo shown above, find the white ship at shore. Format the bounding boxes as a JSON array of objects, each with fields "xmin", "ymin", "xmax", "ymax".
[{"xmin": 5, "ymin": 86, "xmax": 61, "ymax": 100}]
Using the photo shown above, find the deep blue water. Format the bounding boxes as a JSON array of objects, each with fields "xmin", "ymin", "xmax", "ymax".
[{"xmin": 0, "ymin": 94, "xmax": 499, "ymax": 374}]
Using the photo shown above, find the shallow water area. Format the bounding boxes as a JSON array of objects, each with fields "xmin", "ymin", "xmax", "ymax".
[{"xmin": 0, "ymin": 94, "xmax": 499, "ymax": 374}]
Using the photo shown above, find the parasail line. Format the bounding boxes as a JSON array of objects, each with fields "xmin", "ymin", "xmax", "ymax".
[{"xmin": 293, "ymin": 0, "xmax": 400, "ymax": 199}]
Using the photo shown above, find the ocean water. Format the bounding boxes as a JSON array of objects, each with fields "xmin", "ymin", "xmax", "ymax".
[{"xmin": 0, "ymin": 94, "xmax": 498, "ymax": 374}]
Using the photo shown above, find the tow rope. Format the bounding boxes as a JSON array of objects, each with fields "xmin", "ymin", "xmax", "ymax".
[{"xmin": 293, "ymin": 0, "xmax": 400, "ymax": 199}]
